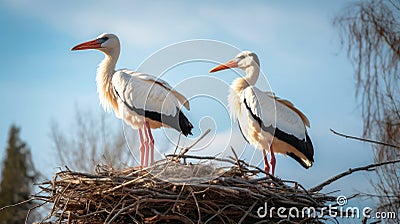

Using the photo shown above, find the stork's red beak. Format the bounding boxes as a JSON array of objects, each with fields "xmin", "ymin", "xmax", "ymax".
[
  {"xmin": 209, "ymin": 60, "xmax": 238, "ymax": 73},
  {"xmin": 71, "ymin": 39, "xmax": 102, "ymax": 51}
]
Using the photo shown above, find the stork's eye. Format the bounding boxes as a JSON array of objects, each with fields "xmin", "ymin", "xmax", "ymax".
[
  {"xmin": 97, "ymin": 37, "xmax": 109, "ymax": 43},
  {"xmin": 238, "ymin": 55, "xmax": 245, "ymax": 59}
]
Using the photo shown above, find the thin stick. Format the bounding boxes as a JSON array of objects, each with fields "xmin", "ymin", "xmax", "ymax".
[
  {"xmin": 309, "ymin": 159, "xmax": 400, "ymax": 192},
  {"xmin": 177, "ymin": 129, "xmax": 211, "ymax": 158},
  {"xmin": 189, "ymin": 188, "xmax": 201, "ymax": 224},
  {"xmin": 238, "ymin": 200, "xmax": 258, "ymax": 224},
  {"xmin": 230, "ymin": 147, "xmax": 242, "ymax": 171},
  {"xmin": 330, "ymin": 129, "xmax": 400, "ymax": 149},
  {"xmin": 0, "ymin": 198, "xmax": 34, "ymax": 211},
  {"xmin": 25, "ymin": 201, "xmax": 46, "ymax": 224},
  {"xmin": 172, "ymin": 134, "xmax": 182, "ymax": 156}
]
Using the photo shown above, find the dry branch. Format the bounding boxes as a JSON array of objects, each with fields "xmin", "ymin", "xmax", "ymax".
[
  {"xmin": 330, "ymin": 129, "xmax": 400, "ymax": 149},
  {"xmin": 176, "ymin": 128, "xmax": 211, "ymax": 159},
  {"xmin": 309, "ymin": 159, "xmax": 400, "ymax": 192}
]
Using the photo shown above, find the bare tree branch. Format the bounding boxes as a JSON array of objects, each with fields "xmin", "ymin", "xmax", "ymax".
[
  {"xmin": 50, "ymin": 108, "xmax": 134, "ymax": 173},
  {"xmin": 330, "ymin": 129, "xmax": 400, "ymax": 149},
  {"xmin": 309, "ymin": 159, "xmax": 400, "ymax": 192},
  {"xmin": 335, "ymin": 1, "xmax": 400, "ymax": 219}
]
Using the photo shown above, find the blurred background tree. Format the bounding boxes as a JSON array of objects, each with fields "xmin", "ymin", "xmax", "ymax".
[
  {"xmin": 0, "ymin": 125, "xmax": 40, "ymax": 223},
  {"xmin": 50, "ymin": 108, "xmax": 135, "ymax": 173},
  {"xmin": 335, "ymin": 0, "xmax": 400, "ymax": 221}
]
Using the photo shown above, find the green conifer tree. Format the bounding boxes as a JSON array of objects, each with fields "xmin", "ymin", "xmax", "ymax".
[{"xmin": 0, "ymin": 125, "xmax": 39, "ymax": 223}]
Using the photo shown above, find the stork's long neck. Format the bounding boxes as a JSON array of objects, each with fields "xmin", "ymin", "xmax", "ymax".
[
  {"xmin": 228, "ymin": 64, "xmax": 260, "ymax": 119},
  {"xmin": 96, "ymin": 48, "xmax": 120, "ymax": 112},
  {"xmin": 232, "ymin": 64, "xmax": 260, "ymax": 93},
  {"xmin": 244, "ymin": 65, "xmax": 260, "ymax": 87}
]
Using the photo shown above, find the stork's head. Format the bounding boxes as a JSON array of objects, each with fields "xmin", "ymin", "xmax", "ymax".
[
  {"xmin": 71, "ymin": 33, "xmax": 120, "ymax": 54},
  {"xmin": 209, "ymin": 51, "xmax": 260, "ymax": 73}
]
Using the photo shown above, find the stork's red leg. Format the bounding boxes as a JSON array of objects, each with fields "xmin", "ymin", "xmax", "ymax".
[
  {"xmin": 262, "ymin": 148, "xmax": 270, "ymax": 174},
  {"xmin": 138, "ymin": 128, "xmax": 145, "ymax": 169},
  {"xmin": 270, "ymin": 145, "xmax": 276, "ymax": 176},
  {"xmin": 145, "ymin": 121, "xmax": 155, "ymax": 165},
  {"xmin": 143, "ymin": 123, "xmax": 150, "ymax": 167}
]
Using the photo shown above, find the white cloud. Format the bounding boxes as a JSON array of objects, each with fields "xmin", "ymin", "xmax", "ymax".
[
  {"xmin": 1, "ymin": 0, "xmax": 330, "ymax": 51},
  {"xmin": 2, "ymin": 1, "xmax": 208, "ymax": 47},
  {"xmin": 1, "ymin": 0, "xmax": 336, "ymax": 87}
]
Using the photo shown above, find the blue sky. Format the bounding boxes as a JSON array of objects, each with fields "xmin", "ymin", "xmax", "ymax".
[{"xmin": 0, "ymin": 0, "xmax": 379, "ymax": 215}]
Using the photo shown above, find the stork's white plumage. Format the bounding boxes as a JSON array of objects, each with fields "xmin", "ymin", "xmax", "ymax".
[
  {"xmin": 72, "ymin": 33, "xmax": 193, "ymax": 168},
  {"xmin": 210, "ymin": 51, "xmax": 314, "ymax": 176}
]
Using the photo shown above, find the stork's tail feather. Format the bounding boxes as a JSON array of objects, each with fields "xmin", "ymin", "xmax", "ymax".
[
  {"xmin": 305, "ymin": 133, "xmax": 314, "ymax": 162},
  {"xmin": 178, "ymin": 111, "xmax": 193, "ymax": 136},
  {"xmin": 286, "ymin": 133, "xmax": 314, "ymax": 169}
]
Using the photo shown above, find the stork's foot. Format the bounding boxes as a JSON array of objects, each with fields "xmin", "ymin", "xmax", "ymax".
[{"xmin": 264, "ymin": 164, "xmax": 270, "ymax": 174}]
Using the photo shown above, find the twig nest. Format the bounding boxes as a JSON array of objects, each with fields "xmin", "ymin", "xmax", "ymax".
[{"xmin": 33, "ymin": 155, "xmax": 337, "ymax": 223}]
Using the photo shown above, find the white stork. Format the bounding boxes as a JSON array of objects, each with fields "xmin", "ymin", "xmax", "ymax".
[
  {"xmin": 210, "ymin": 51, "xmax": 314, "ymax": 176},
  {"xmin": 71, "ymin": 33, "xmax": 193, "ymax": 168}
]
